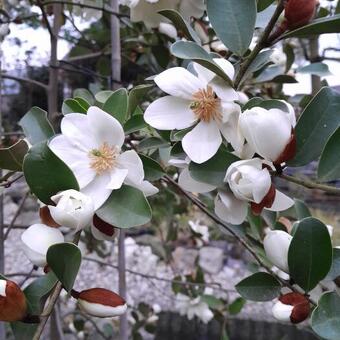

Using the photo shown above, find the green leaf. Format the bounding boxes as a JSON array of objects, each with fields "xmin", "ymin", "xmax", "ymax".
[
  {"xmin": 128, "ymin": 84, "xmax": 153, "ymax": 116},
  {"xmin": 102, "ymin": 88, "xmax": 128, "ymax": 124},
  {"xmin": 288, "ymin": 217, "xmax": 333, "ymax": 292},
  {"xmin": 258, "ymin": 99, "xmax": 291, "ymax": 112},
  {"xmin": 207, "ymin": 0, "xmax": 256, "ymax": 55},
  {"xmin": 73, "ymin": 88, "xmax": 94, "ymax": 105},
  {"xmin": 235, "ymin": 272, "xmax": 281, "ymax": 301},
  {"xmin": 11, "ymin": 322, "xmax": 37, "ymax": 340},
  {"xmin": 297, "ymin": 62, "xmax": 332, "ymax": 77},
  {"xmin": 170, "ymin": 41, "xmax": 233, "ymax": 85},
  {"xmin": 23, "ymin": 142, "xmax": 79, "ymax": 204},
  {"xmin": 318, "ymin": 127, "xmax": 340, "ymax": 181},
  {"xmin": 289, "ymin": 87, "xmax": 340, "ymax": 167},
  {"xmin": 62, "ymin": 98, "xmax": 88, "ymax": 115},
  {"xmin": 282, "ymin": 14, "xmax": 340, "ymax": 39},
  {"xmin": 138, "ymin": 137, "xmax": 170, "ymax": 151},
  {"xmin": 189, "ymin": 147, "xmax": 239, "ymax": 187},
  {"xmin": 95, "ymin": 90, "xmax": 114, "ymax": 104},
  {"xmin": 311, "ymin": 292, "xmax": 340, "ymax": 340},
  {"xmin": 140, "ymin": 154, "xmax": 165, "ymax": 181},
  {"xmin": 96, "ymin": 185, "xmax": 152, "ymax": 229},
  {"xmin": 0, "ymin": 140, "xmax": 29, "ymax": 171},
  {"xmin": 124, "ymin": 114, "xmax": 147, "ymax": 134},
  {"xmin": 201, "ymin": 295, "xmax": 224, "ymax": 309},
  {"xmin": 325, "ymin": 248, "xmax": 340, "ymax": 281},
  {"xmin": 294, "ymin": 199, "xmax": 311, "ymax": 220},
  {"xmin": 19, "ymin": 107, "xmax": 55, "ymax": 145},
  {"xmin": 228, "ymin": 297, "xmax": 246, "ymax": 315},
  {"xmin": 47, "ymin": 243, "xmax": 82, "ymax": 292},
  {"xmin": 159, "ymin": 9, "xmax": 200, "ymax": 43},
  {"xmin": 74, "ymin": 97, "xmax": 90, "ymax": 111},
  {"xmin": 257, "ymin": 0, "xmax": 275, "ymax": 12},
  {"xmin": 337, "ymin": 0, "xmax": 340, "ymax": 14}
]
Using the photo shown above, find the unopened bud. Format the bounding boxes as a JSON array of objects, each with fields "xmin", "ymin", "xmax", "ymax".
[
  {"xmin": 91, "ymin": 214, "xmax": 120, "ymax": 241},
  {"xmin": 285, "ymin": 0, "xmax": 318, "ymax": 30},
  {"xmin": 272, "ymin": 293, "xmax": 310, "ymax": 324},
  {"xmin": 0, "ymin": 279, "xmax": 27, "ymax": 322},
  {"xmin": 72, "ymin": 288, "xmax": 127, "ymax": 318}
]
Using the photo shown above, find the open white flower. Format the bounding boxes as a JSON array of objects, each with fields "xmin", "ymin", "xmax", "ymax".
[
  {"xmin": 21, "ymin": 224, "xmax": 64, "ymax": 267},
  {"xmin": 225, "ymin": 158, "xmax": 294, "ymax": 215},
  {"xmin": 49, "ymin": 107, "xmax": 158, "ymax": 210},
  {"xmin": 239, "ymin": 106, "xmax": 296, "ymax": 164},
  {"xmin": 175, "ymin": 293, "xmax": 213, "ymax": 324},
  {"xmin": 145, "ymin": 60, "xmax": 242, "ymax": 164},
  {"xmin": 48, "ymin": 190, "xmax": 94, "ymax": 231}
]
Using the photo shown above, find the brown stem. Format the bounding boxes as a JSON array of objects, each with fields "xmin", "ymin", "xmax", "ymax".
[
  {"xmin": 234, "ymin": 0, "xmax": 285, "ymax": 89},
  {"xmin": 1, "ymin": 73, "xmax": 48, "ymax": 90}
]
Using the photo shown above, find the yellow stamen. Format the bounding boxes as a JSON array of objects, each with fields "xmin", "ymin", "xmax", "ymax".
[
  {"xmin": 89, "ymin": 143, "xmax": 119, "ymax": 175},
  {"xmin": 190, "ymin": 86, "xmax": 222, "ymax": 123}
]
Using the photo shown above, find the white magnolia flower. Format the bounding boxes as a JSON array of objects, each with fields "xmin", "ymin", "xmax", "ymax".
[
  {"xmin": 49, "ymin": 106, "xmax": 158, "ymax": 210},
  {"xmin": 48, "ymin": 190, "xmax": 94, "ymax": 231},
  {"xmin": 225, "ymin": 158, "xmax": 294, "ymax": 214},
  {"xmin": 158, "ymin": 22, "xmax": 177, "ymax": 39},
  {"xmin": 145, "ymin": 61, "xmax": 242, "ymax": 164},
  {"xmin": 188, "ymin": 220, "xmax": 209, "ymax": 242},
  {"xmin": 175, "ymin": 293, "xmax": 214, "ymax": 324},
  {"xmin": 214, "ymin": 191, "xmax": 248, "ymax": 225},
  {"xmin": 122, "ymin": 0, "xmax": 205, "ymax": 28},
  {"xmin": 21, "ymin": 224, "xmax": 64, "ymax": 267},
  {"xmin": 239, "ymin": 106, "xmax": 296, "ymax": 164},
  {"xmin": 263, "ymin": 230, "xmax": 292, "ymax": 272}
]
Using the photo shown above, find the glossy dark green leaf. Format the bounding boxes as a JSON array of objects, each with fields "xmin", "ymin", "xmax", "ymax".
[
  {"xmin": 47, "ymin": 243, "xmax": 82, "ymax": 292},
  {"xmin": 289, "ymin": 87, "xmax": 340, "ymax": 167},
  {"xmin": 189, "ymin": 147, "xmax": 239, "ymax": 187},
  {"xmin": 207, "ymin": 0, "xmax": 256, "ymax": 55},
  {"xmin": 95, "ymin": 90, "xmax": 114, "ymax": 104},
  {"xmin": 23, "ymin": 142, "xmax": 79, "ymax": 204},
  {"xmin": 257, "ymin": 0, "xmax": 275, "ymax": 12},
  {"xmin": 62, "ymin": 98, "xmax": 87, "ymax": 115},
  {"xmin": 318, "ymin": 127, "xmax": 340, "ymax": 181},
  {"xmin": 128, "ymin": 84, "xmax": 153, "ymax": 116},
  {"xmin": 140, "ymin": 154, "xmax": 165, "ymax": 181},
  {"xmin": 288, "ymin": 217, "xmax": 333, "ymax": 292},
  {"xmin": 74, "ymin": 97, "xmax": 90, "ymax": 111},
  {"xmin": 0, "ymin": 140, "xmax": 29, "ymax": 171},
  {"xmin": 282, "ymin": 14, "xmax": 340, "ymax": 39},
  {"xmin": 159, "ymin": 9, "xmax": 200, "ymax": 43},
  {"xmin": 73, "ymin": 88, "xmax": 94, "ymax": 105},
  {"xmin": 96, "ymin": 185, "xmax": 152, "ymax": 229},
  {"xmin": 311, "ymin": 292, "xmax": 340, "ymax": 340},
  {"xmin": 236, "ymin": 272, "xmax": 281, "ymax": 301},
  {"xmin": 19, "ymin": 107, "xmax": 55, "ymax": 145},
  {"xmin": 138, "ymin": 137, "xmax": 170, "ymax": 151},
  {"xmin": 294, "ymin": 199, "xmax": 311, "ymax": 220},
  {"xmin": 297, "ymin": 62, "xmax": 332, "ymax": 77},
  {"xmin": 170, "ymin": 41, "xmax": 233, "ymax": 85},
  {"xmin": 124, "ymin": 114, "xmax": 147, "ymax": 134},
  {"xmin": 102, "ymin": 88, "xmax": 128, "ymax": 124},
  {"xmin": 11, "ymin": 322, "xmax": 37, "ymax": 340}
]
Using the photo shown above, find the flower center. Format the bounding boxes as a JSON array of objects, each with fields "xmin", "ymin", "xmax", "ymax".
[
  {"xmin": 89, "ymin": 143, "xmax": 119, "ymax": 175},
  {"xmin": 190, "ymin": 86, "xmax": 222, "ymax": 123}
]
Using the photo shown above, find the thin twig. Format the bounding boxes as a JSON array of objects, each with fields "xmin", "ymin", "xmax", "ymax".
[
  {"xmin": 0, "ymin": 174, "xmax": 24, "ymax": 187},
  {"xmin": 163, "ymin": 175, "xmax": 317, "ymax": 306},
  {"xmin": 37, "ymin": 0, "xmax": 54, "ymax": 37},
  {"xmin": 1, "ymin": 73, "xmax": 49, "ymax": 90},
  {"xmin": 32, "ymin": 231, "xmax": 82, "ymax": 340},
  {"xmin": 234, "ymin": 0, "xmax": 285, "ymax": 89},
  {"xmin": 279, "ymin": 174, "xmax": 340, "ymax": 195}
]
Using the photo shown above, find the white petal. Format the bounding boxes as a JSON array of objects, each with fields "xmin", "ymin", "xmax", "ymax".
[
  {"xmin": 87, "ymin": 106, "xmax": 125, "ymax": 148},
  {"xmin": 154, "ymin": 67, "xmax": 205, "ymax": 100},
  {"xmin": 272, "ymin": 301, "xmax": 293, "ymax": 322},
  {"xmin": 213, "ymin": 58, "xmax": 235, "ymax": 80},
  {"xmin": 182, "ymin": 121, "xmax": 222, "ymax": 164},
  {"xmin": 131, "ymin": 180, "xmax": 159, "ymax": 197},
  {"xmin": 144, "ymin": 96, "xmax": 196, "ymax": 130},
  {"xmin": 118, "ymin": 150, "xmax": 144, "ymax": 186},
  {"xmin": 78, "ymin": 299, "xmax": 127, "ymax": 318},
  {"xmin": 60, "ymin": 113, "xmax": 96, "ymax": 151},
  {"xmin": 107, "ymin": 168, "xmax": 129, "ymax": 190},
  {"xmin": 82, "ymin": 173, "xmax": 112, "ymax": 210},
  {"xmin": 212, "ymin": 80, "xmax": 239, "ymax": 102},
  {"xmin": 49, "ymin": 135, "xmax": 95, "ymax": 189},
  {"xmin": 266, "ymin": 190, "xmax": 294, "ymax": 212},
  {"xmin": 179, "ymin": 167, "xmax": 216, "ymax": 193},
  {"xmin": 214, "ymin": 192, "xmax": 247, "ymax": 225}
]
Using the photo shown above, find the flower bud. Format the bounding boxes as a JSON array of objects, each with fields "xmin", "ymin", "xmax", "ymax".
[
  {"xmin": 91, "ymin": 214, "xmax": 120, "ymax": 241},
  {"xmin": 48, "ymin": 190, "xmax": 94, "ymax": 231},
  {"xmin": 72, "ymin": 288, "xmax": 127, "ymax": 318},
  {"xmin": 239, "ymin": 107, "xmax": 296, "ymax": 164},
  {"xmin": 263, "ymin": 230, "xmax": 292, "ymax": 272},
  {"xmin": 272, "ymin": 293, "xmax": 310, "ymax": 324},
  {"xmin": 285, "ymin": 0, "xmax": 317, "ymax": 30},
  {"xmin": 21, "ymin": 224, "xmax": 64, "ymax": 267},
  {"xmin": 39, "ymin": 206, "xmax": 60, "ymax": 228},
  {"xmin": 0, "ymin": 279, "xmax": 27, "ymax": 322},
  {"xmin": 158, "ymin": 22, "xmax": 177, "ymax": 39}
]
